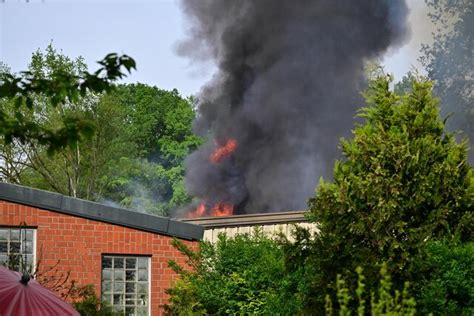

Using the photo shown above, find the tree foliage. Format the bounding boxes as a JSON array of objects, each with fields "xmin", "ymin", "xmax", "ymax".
[
  {"xmin": 325, "ymin": 265, "xmax": 416, "ymax": 316},
  {"xmin": 417, "ymin": 241, "xmax": 474, "ymax": 315},
  {"xmin": 421, "ymin": 0, "xmax": 474, "ymax": 164},
  {"xmin": 113, "ymin": 84, "xmax": 200, "ymax": 166},
  {"xmin": 286, "ymin": 75, "xmax": 473, "ymax": 312},
  {"xmin": 0, "ymin": 45, "xmax": 135, "ymax": 152},
  {"xmin": 0, "ymin": 47, "xmax": 200, "ymax": 215},
  {"xmin": 72, "ymin": 285, "xmax": 122, "ymax": 316},
  {"xmin": 0, "ymin": 46, "xmax": 133, "ymax": 199},
  {"xmin": 164, "ymin": 230, "xmax": 300, "ymax": 315},
  {"xmin": 99, "ymin": 84, "xmax": 201, "ymax": 215},
  {"xmin": 165, "ymin": 230, "xmax": 420, "ymax": 316}
]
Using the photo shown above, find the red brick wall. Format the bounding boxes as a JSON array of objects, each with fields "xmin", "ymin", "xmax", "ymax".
[{"xmin": 0, "ymin": 200, "xmax": 197, "ymax": 315}]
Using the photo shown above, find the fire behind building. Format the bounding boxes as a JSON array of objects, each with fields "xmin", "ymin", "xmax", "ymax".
[{"xmin": 179, "ymin": 0, "xmax": 410, "ymax": 218}]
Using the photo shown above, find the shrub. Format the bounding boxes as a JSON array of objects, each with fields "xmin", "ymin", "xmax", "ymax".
[
  {"xmin": 325, "ymin": 264, "xmax": 416, "ymax": 316},
  {"xmin": 417, "ymin": 241, "xmax": 474, "ymax": 315},
  {"xmin": 72, "ymin": 285, "xmax": 122, "ymax": 316},
  {"xmin": 164, "ymin": 229, "xmax": 301, "ymax": 315}
]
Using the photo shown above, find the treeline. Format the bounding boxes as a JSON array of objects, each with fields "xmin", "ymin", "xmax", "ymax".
[{"xmin": 0, "ymin": 45, "xmax": 201, "ymax": 216}]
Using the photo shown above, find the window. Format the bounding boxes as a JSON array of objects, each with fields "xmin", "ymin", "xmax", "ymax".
[
  {"xmin": 0, "ymin": 227, "xmax": 35, "ymax": 272},
  {"xmin": 101, "ymin": 255, "xmax": 150, "ymax": 316}
]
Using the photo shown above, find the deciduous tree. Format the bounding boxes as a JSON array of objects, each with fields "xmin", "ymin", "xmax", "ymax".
[
  {"xmin": 99, "ymin": 84, "xmax": 202, "ymax": 215},
  {"xmin": 0, "ymin": 45, "xmax": 135, "ymax": 152},
  {"xmin": 421, "ymin": 0, "xmax": 474, "ymax": 164},
  {"xmin": 0, "ymin": 46, "xmax": 133, "ymax": 199},
  {"xmin": 1, "ymin": 47, "xmax": 201, "ymax": 215}
]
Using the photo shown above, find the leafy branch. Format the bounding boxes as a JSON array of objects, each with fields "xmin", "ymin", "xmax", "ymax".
[{"xmin": 0, "ymin": 53, "xmax": 136, "ymax": 152}]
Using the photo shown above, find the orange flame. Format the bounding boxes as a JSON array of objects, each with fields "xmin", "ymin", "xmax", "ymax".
[
  {"xmin": 211, "ymin": 202, "xmax": 234, "ymax": 217},
  {"xmin": 210, "ymin": 139, "xmax": 237, "ymax": 163},
  {"xmin": 186, "ymin": 201, "xmax": 234, "ymax": 218},
  {"xmin": 187, "ymin": 202, "xmax": 206, "ymax": 218},
  {"xmin": 186, "ymin": 138, "xmax": 237, "ymax": 219}
]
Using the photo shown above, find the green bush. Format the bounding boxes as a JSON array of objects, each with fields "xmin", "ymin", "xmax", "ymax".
[
  {"xmin": 164, "ymin": 229, "xmax": 301, "ymax": 315},
  {"xmin": 72, "ymin": 285, "xmax": 122, "ymax": 316},
  {"xmin": 325, "ymin": 265, "xmax": 416, "ymax": 316},
  {"xmin": 417, "ymin": 241, "xmax": 474, "ymax": 315}
]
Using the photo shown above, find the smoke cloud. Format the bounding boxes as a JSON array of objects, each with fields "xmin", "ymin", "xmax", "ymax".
[{"xmin": 179, "ymin": 0, "xmax": 409, "ymax": 214}]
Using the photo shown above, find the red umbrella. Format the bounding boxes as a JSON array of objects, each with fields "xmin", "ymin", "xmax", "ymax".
[{"xmin": 0, "ymin": 266, "xmax": 80, "ymax": 316}]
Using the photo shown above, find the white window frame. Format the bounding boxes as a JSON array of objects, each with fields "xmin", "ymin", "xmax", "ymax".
[
  {"xmin": 101, "ymin": 255, "xmax": 151, "ymax": 316},
  {"xmin": 0, "ymin": 226, "xmax": 37, "ymax": 273}
]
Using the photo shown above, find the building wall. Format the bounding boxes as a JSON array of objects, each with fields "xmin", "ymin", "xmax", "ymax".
[
  {"xmin": 202, "ymin": 222, "xmax": 316, "ymax": 243},
  {"xmin": 0, "ymin": 200, "xmax": 196, "ymax": 316},
  {"xmin": 183, "ymin": 211, "xmax": 318, "ymax": 242}
]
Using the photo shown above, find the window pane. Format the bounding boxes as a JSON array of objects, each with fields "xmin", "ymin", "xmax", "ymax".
[
  {"xmin": 113, "ymin": 294, "xmax": 123, "ymax": 305},
  {"xmin": 0, "ymin": 230, "xmax": 7, "ymax": 241},
  {"xmin": 10, "ymin": 242, "xmax": 21, "ymax": 253},
  {"xmin": 138, "ymin": 294, "xmax": 148, "ymax": 306},
  {"xmin": 114, "ymin": 270, "xmax": 125, "ymax": 281},
  {"xmin": 101, "ymin": 294, "xmax": 112, "ymax": 304},
  {"xmin": 102, "ymin": 281, "xmax": 112, "ymax": 293},
  {"xmin": 10, "ymin": 230, "xmax": 20, "ymax": 241},
  {"xmin": 114, "ymin": 282, "xmax": 125, "ymax": 293},
  {"xmin": 126, "ymin": 258, "xmax": 136, "ymax": 269},
  {"xmin": 25, "ymin": 230, "xmax": 34, "ymax": 242},
  {"xmin": 138, "ymin": 269, "xmax": 148, "ymax": 281},
  {"xmin": 126, "ymin": 270, "xmax": 136, "ymax": 281},
  {"xmin": 125, "ymin": 307, "xmax": 135, "ymax": 316},
  {"xmin": 125, "ymin": 282, "xmax": 136, "ymax": 294},
  {"xmin": 102, "ymin": 257, "xmax": 112, "ymax": 269},
  {"xmin": 125, "ymin": 294, "xmax": 135, "ymax": 305},
  {"xmin": 25, "ymin": 255, "xmax": 34, "ymax": 268},
  {"xmin": 137, "ymin": 283, "xmax": 148, "ymax": 294},
  {"xmin": 0, "ymin": 242, "xmax": 7, "ymax": 253},
  {"xmin": 136, "ymin": 306, "xmax": 148, "ymax": 316},
  {"xmin": 113, "ymin": 258, "xmax": 124, "ymax": 269},
  {"xmin": 0, "ymin": 254, "xmax": 8, "ymax": 265},
  {"xmin": 137, "ymin": 257, "xmax": 147, "ymax": 269},
  {"xmin": 102, "ymin": 269, "xmax": 112, "ymax": 281},
  {"xmin": 24, "ymin": 241, "xmax": 33, "ymax": 254}
]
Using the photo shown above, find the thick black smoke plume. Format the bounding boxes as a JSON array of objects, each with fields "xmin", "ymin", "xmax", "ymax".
[{"xmin": 180, "ymin": 0, "xmax": 409, "ymax": 215}]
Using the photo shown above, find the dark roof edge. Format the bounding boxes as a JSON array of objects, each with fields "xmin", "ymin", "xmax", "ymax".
[
  {"xmin": 182, "ymin": 210, "xmax": 310, "ymax": 228},
  {"xmin": 0, "ymin": 183, "xmax": 203, "ymax": 241}
]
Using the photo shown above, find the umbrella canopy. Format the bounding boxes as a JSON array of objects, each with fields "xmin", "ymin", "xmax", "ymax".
[{"xmin": 0, "ymin": 266, "xmax": 80, "ymax": 316}]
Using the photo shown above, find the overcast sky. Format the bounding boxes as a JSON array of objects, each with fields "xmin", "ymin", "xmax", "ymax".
[{"xmin": 0, "ymin": 0, "xmax": 432, "ymax": 97}]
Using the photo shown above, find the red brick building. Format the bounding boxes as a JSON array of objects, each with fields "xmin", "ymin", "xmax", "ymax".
[{"xmin": 0, "ymin": 183, "xmax": 203, "ymax": 316}]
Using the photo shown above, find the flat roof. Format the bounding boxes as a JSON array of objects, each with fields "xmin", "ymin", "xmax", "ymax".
[
  {"xmin": 0, "ymin": 183, "xmax": 203, "ymax": 241},
  {"xmin": 182, "ymin": 210, "xmax": 309, "ymax": 228}
]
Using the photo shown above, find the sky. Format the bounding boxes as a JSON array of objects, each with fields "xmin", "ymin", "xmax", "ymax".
[{"xmin": 0, "ymin": 0, "xmax": 433, "ymax": 97}]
